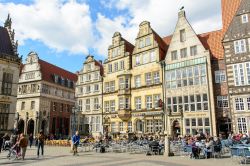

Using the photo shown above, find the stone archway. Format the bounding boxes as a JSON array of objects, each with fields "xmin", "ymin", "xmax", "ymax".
[
  {"xmin": 172, "ymin": 120, "xmax": 180, "ymax": 138},
  {"xmin": 27, "ymin": 119, "xmax": 35, "ymax": 135},
  {"xmin": 18, "ymin": 119, "xmax": 25, "ymax": 134}
]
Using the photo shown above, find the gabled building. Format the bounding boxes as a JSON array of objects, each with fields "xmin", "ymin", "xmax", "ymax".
[
  {"xmin": 164, "ymin": 10, "xmax": 216, "ymax": 136},
  {"xmin": 103, "ymin": 32, "xmax": 134, "ymax": 137},
  {"xmin": 130, "ymin": 21, "xmax": 167, "ymax": 135},
  {"xmin": 0, "ymin": 15, "xmax": 21, "ymax": 134},
  {"xmin": 16, "ymin": 52, "xmax": 77, "ymax": 137},
  {"xmin": 223, "ymin": 0, "xmax": 250, "ymax": 134},
  {"xmin": 76, "ymin": 55, "xmax": 103, "ymax": 137}
]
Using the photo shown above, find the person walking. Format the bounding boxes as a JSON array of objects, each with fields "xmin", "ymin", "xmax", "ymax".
[
  {"xmin": 29, "ymin": 133, "xmax": 33, "ymax": 148},
  {"xmin": 72, "ymin": 131, "xmax": 80, "ymax": 156},
  {"xmin": 19, "ymin": 133, "xmax": 28, "ymax": 160},
  {"xmin": 37, "ymin": 130, "xmax": 45, "ymax": 158}
]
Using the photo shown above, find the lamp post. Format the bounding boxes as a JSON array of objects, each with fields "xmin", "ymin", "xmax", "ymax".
[
  {"xmin": 47, "ymin": 114, "xmax": 50, "ymax": 136},
  {"xmin": 71, "ymin": 106, "xmax": 80, "ymax": 136},
  {"xmin": 14, "ymin": 112, "xmax": 19, "ymax": 133},
  {"xmin": 25, "ymin": 112, "xmax": 29, "ymax": 135},
  {"xmin": 159, "ymin": 60, "xmax": 170, "ymax": 157},
  {"xmin": 35, "ymin": 111, "xmax": 39, "ymax": 136}
]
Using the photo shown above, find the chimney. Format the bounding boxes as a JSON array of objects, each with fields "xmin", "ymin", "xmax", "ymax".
[{"xmin": 221, "ymin": 0, "xmax": 241, "ymax": 34}]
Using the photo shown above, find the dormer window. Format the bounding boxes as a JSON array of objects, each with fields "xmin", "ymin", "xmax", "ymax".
[
  {"xmin": 180, "ymin": 29, "xmax": 186, "ymax": 42},
  {"xmin": 242, "ymin": 14, "xmax": 248, "ymax": 24},
  {"xmin": 54, "ymin": 75, "xmax": 59, "ymax": 83}
]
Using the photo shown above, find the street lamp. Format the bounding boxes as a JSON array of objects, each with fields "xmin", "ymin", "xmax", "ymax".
[
  {"xmin": 71, "ymin": 106, "xmax": 80, "ymax": 136},
  {"xmin": 25, "ymin": 112, "xmax": 29, "ymax": 135},
  {"xmin": 159, "ymin": 60, "xmax": 170, "ymax": 157},
  {"xmin": 35, "ymin": 111, "xmax": 39, "ymax": 136},
  {"xmin": 14, "ymin": 112, "xmax": 19, "ymax": 133}
]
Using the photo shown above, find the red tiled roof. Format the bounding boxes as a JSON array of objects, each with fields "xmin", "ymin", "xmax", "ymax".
[
  {"xmin": 38, "ymin": 59, "xmax": 77, "ymax": 84},
  {"xmin": 121, "ymin": 37, "xmax": 135, "ymax": 55},
  {"xmin": 221, "ymin": 0, "xmax": 242, "ymax": 34},
  {"xmin": 152, "ymin": 30, "xmax": 168, "ymax": 61},
  {"xmin": 198, "ymin": 30, "xmax": 224, "ymax": 60},
  {"xmin": 162, "ymin": 30, "xmax": 224, "ymax": 60},
  {"xmin": 94, "ymin": 60, "xmax": 104, "ymax": 76}
]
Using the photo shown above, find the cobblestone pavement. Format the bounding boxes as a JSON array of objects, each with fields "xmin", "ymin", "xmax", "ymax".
[{"xmin": 0, "ymin": 146, "xmax": 245, "ymax": 166}]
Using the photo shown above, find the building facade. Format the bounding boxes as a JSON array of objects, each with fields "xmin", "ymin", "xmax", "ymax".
[
  {"xmin": 130, "ymin": 21, "xmax": 167, "ymax": 136},
  {"xmin": 16, "ymin": 52, "xmax": 77, "ymax": 137},
  {"xmin": 102, "ymin": 32, "xmax": 134, "ymax": 137},
  {"xmin": 164, "ymin": 11, "xmax": 217, "ymax": 136},
  {"xmin": 223, "ymin": 0, "xmax": 250, "ymax": 134},
  {"xmin": 0, "ymin": 15, "xmax": 21, "ymax": 134},
  {"xmin": 76, "ymin": 55, "xmax": 103, "ymax": 137}
]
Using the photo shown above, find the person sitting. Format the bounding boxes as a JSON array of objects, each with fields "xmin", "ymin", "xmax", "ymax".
[
  {"xmin": 213, "ymin": 137, "xmax": 222, "ymax": 153},
  {"xmin": 203, "ymin": 137, "xmax": 213, "ymax": 158},
  {"xmin": 149, "ymin": 139, "xmax": 159, "ymax": 155}
]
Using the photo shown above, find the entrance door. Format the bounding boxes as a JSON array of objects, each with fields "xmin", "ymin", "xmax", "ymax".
[
  {"xmin": 172, "ymin": 120, "xmax": 180, "ymax": 138},
  {"xmin": 18, "ymin": 120, "xmax": 25, "ymax": 134},
  {"xmin": 27, "ymin": 120, "xmax": 34, "ymax": 135}
]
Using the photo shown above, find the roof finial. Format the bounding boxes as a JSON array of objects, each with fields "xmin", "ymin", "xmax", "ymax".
[
  {"xmin": 180, "ymin": 6, "xmax": 184, "ymax": 11},
  {"xmin": 4, "ymin": 13, "xmax": 12, "ymax": 29}
]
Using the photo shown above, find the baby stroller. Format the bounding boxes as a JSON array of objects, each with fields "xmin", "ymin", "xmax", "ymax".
[{"xmin": 7, "ymin": 143, "xmax": 21, "ymax": 160}]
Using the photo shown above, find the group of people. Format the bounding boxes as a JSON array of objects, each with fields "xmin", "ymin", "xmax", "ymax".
[{"xmin": 0, "ymin": 130, "xmax": 45, "ymax": 160}]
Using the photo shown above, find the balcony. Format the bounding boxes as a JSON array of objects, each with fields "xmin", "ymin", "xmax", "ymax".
[
  {"xmin": 118, "ymin": 88, "xmax": 131, "ymax": 95},
  {"xmin": 118, "ymin": 109, "xmax": 131, "ymax": 121}
]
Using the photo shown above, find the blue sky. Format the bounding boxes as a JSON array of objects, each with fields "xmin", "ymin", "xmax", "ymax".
[{"xmin": 0, "ymin": 0, "xmax": 221, "ymax": 73}]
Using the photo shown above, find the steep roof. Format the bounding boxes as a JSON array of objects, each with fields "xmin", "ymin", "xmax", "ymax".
[
  {"xmin": 152, "ymin": 30, "xmax": 168, "ymax": 61},
  {"xmin": 38, "ymin": 59, "xmax": 77, "ymax": 83},
  {"xmin": 198, "ymin": 30, "xmax": 224, "ymax": 60},
  {"xmin": 162, "ymin": 30, "xmax": 224, "ymax": 60},
  {"xmin": 0, "ymin": 26, "xmax": 14, "ymax": 56},
  {"xmin": 94, "ymin": 60, "xmax": 104, "ymax": 76},
  {"xmin": 121, "ymin": 37, "xmax": 135, "ymax": 55}
]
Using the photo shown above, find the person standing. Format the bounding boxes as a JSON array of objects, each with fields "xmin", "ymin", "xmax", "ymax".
[
  {"xmin": 72, "ymin": 131, "xmax": 80, "ymax": 156},
  {"xmin": 37, "ymin": 130, "xmax": 45, "ymax": 158},
  {"xmin": 19, "ymin": 133, "xmax": 28, "ymax": 160},
  {"xmin": 29, "ymin": 133, "xmax": 33, "ymax": 148}
]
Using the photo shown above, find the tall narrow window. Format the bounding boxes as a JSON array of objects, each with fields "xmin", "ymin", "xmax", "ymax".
[
  {"xmin": 171, "ymin": 50, "xmax": 178, "ymax": 60},
  {"xmin": 153, "ymin": 72, "xmax": 160, "ymax": 84},
  {"xmin": 110, "ymin": 81, "xmax": 115, "ymax": 92},
  {"xmin": 180, "ymin": 29, "xmax": 186, "ymax": 42},
  {"xmin": 145, "ymin": 73, "xmax": 152, "ymax": 86},
  {"xmin": 150, "ymin": 51, "xmax": 156, "ymax": 62},
  {"xmin": 104, "ymin": 101, "xmax": 109, "ymax": 112},
  {"xmin": 180, "ymin": 48, "xmax": 187, "ymax": 58},
  {"xmin": 146, "ymin": 96, "xmax": 152, "ymax": 109},
  {"xmin": 135, "ymin": 75, "xmax": 141, "ymax": 88},
  {"xmin": 79, "ymin": 99, "xmax": 82, "ymax": 111},
  {"xmin": 108, "ymin": 64, "xmax": 112, "ymax": 73},
  {"xmin": 135, "ymin": 97, "xmax": 141, "ymax": 110},
  {"xmin": 238, "ymin": 117, "xmax": 248, "ymax": 134},
  {"xmin": 94, "ymin": 98, "xmax": 99, "ymax": 110},
  {"xmin": 110, "ymin": 100, "xmax": 115, "ymax": 112},
  {"xmin": 145, "ymin": 37, "xmax": 151, "ymax": 46},
  {"xmin": 2, "ymin": 73, "xmax": 13, "ymax": 95},
  {"xmin": 135, "ymin": 55, "xmax": 140, "ymax": 65},
  {"xmin": 190, "ymin": 45, "xmax": 197, "ymax": 56},
  {"xmin": 120, "ymin": 60, "xmax": 124, "ymax": 70},
  {"xmin": 86, "ymin": 99, "xmax": 90, "ymax": 111},
  {"xmin": 119, "ymin": 78, "xmax": 125, "ymax": 90},
  {"xmin": 154, "ymin": 95, "xmax": 160, "ymax": 108},
  {"xmin": 114, "ymin": 62, "xmax": 118, "ymax": 72}
]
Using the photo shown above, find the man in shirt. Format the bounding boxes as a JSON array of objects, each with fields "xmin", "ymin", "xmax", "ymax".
[{"xmin": 72, "ymin": 131, "xmax": 80, "ymax": 156}]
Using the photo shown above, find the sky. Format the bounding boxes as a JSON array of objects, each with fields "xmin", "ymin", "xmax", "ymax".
[{"xmin": 0, "ymin": 0, "xmax": 222, "ymax": 73}]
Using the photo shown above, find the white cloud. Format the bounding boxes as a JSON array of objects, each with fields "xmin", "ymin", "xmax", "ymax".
[
  {"xmin": 94, "ymin": 0, "xmax": 222, "ymax": 56},
  {"xmin": 0, "ymin": 0, "xmax": 94, "ymax": 55},
  {"xmin": 0, "ymin": 0, "xmax": 222, "ymax": 58}
]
